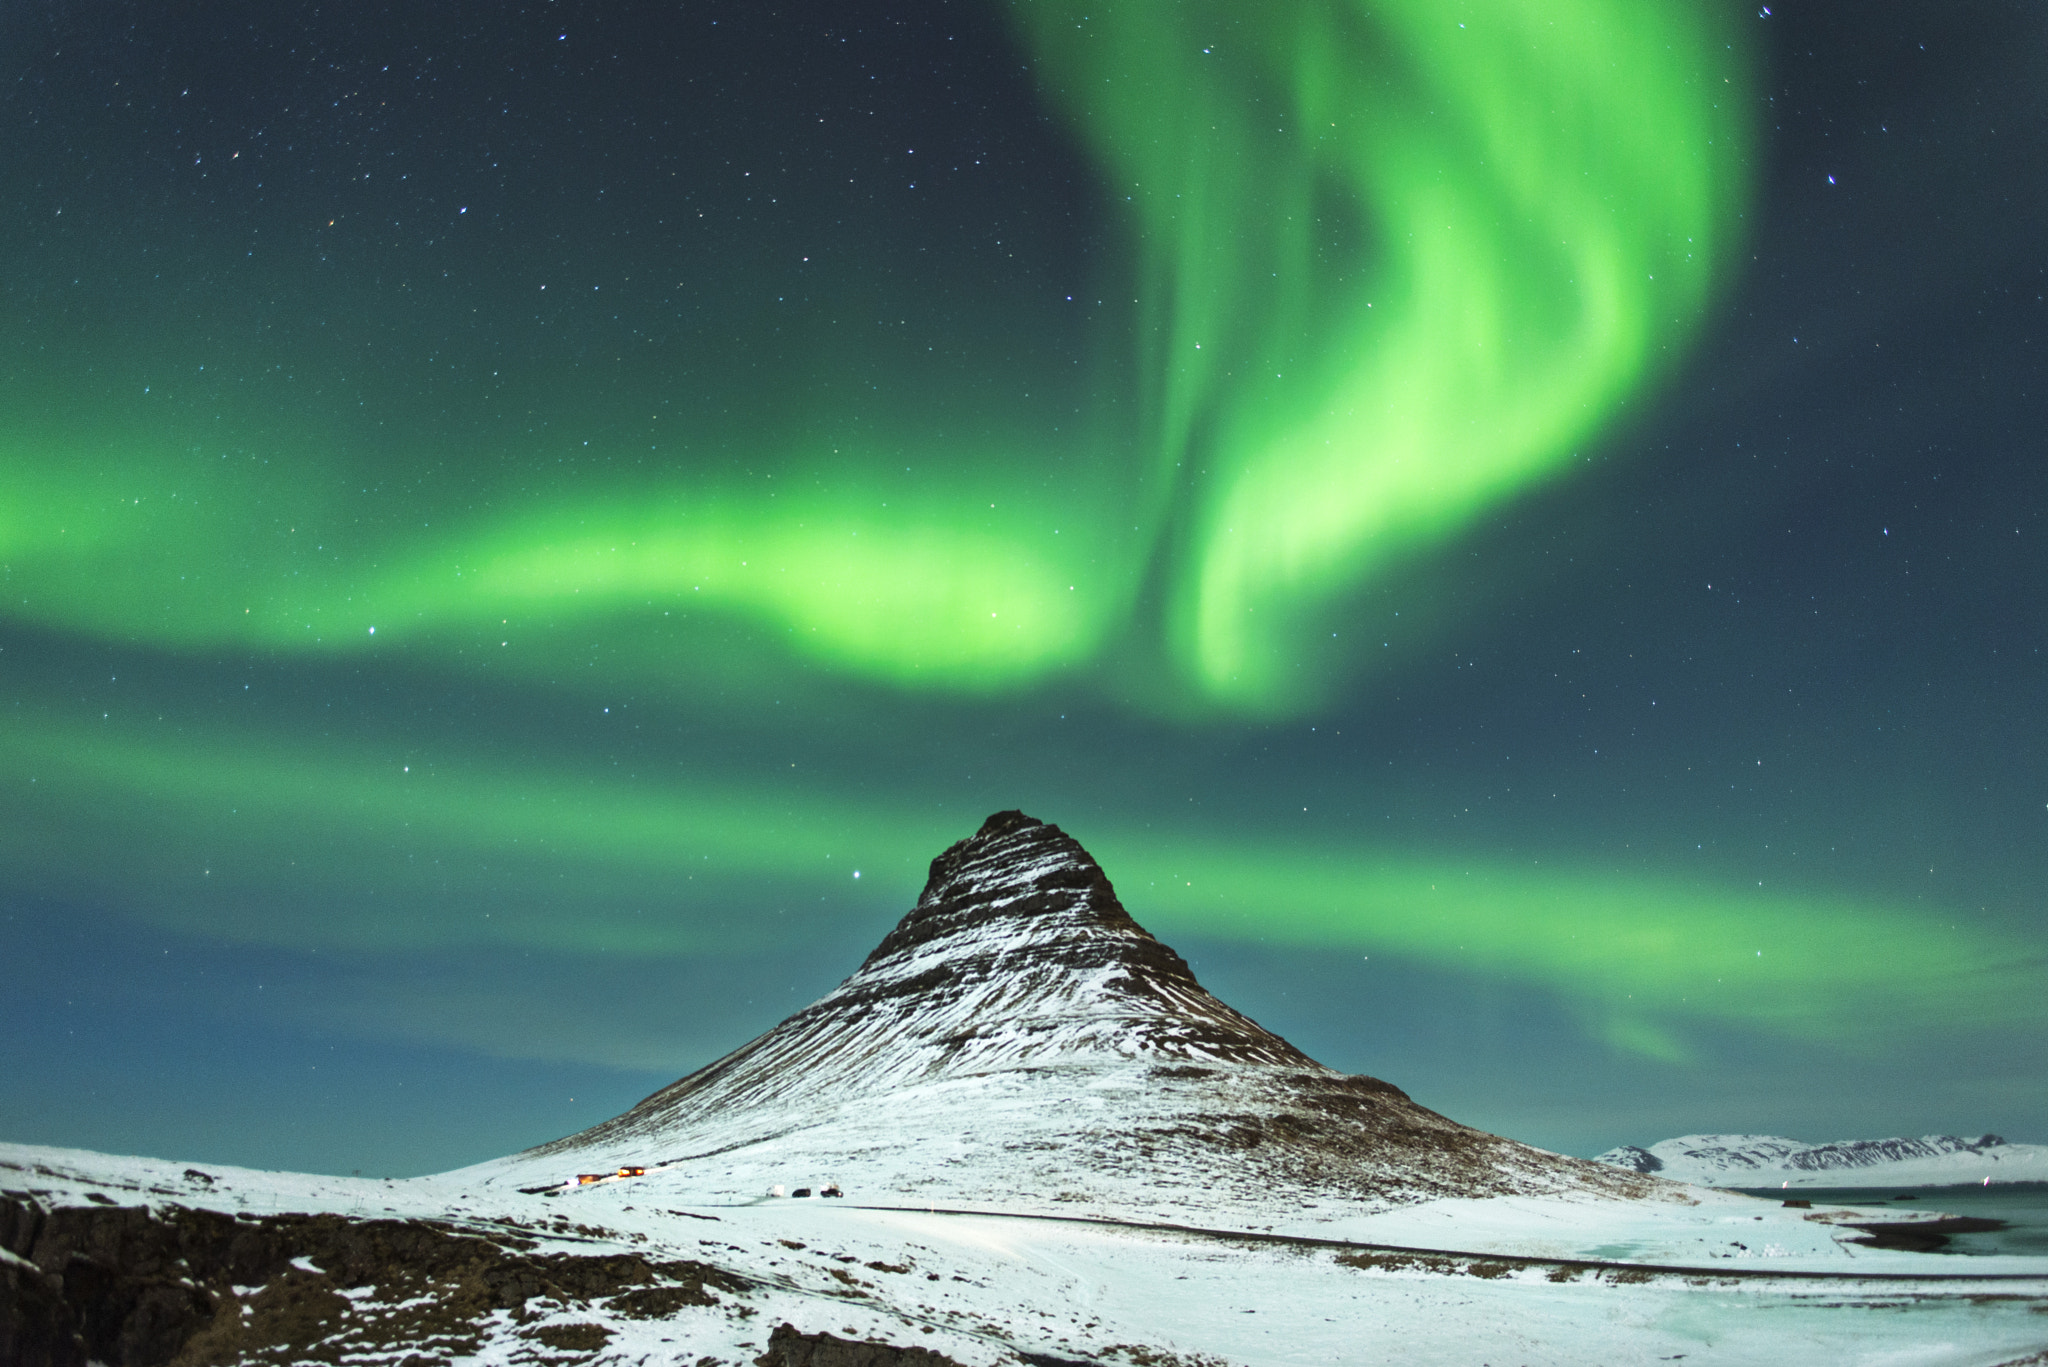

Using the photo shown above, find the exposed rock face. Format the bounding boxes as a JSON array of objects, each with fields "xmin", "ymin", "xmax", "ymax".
[
  {"xmin": 0, "ymin": 1193, "xmax": 741, "ymax": 1367},
  {"xmin": 1600, "ymin": 1145, "xmax": 1664, "ymax": 1174},
  {"xmin": 755, "ymin": 1320, "xmax": 970, "ymax": 1367},
  {"xmin": 849, "ymin": 808, "xmax": 1315, "ymax": 1068},
  {"xmin": 2, "ymin": 1197, "xmax": 221, "ymax": 1367},
  {"xmin": 515, "ymin": 811, "xmax": 1649, "ymax": 1213},
  {"xmin": 1, "ymin": 1251, "xmax": 78, "ymax": 1367}
]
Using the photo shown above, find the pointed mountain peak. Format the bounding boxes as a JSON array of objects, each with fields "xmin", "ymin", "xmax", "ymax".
[
  {"xmin": 579, "ymin": 812, "xmax": 1319, "ymax": 1145},
  {"xmin": 513, "ymin": 813, "xmax": 1648, "ymax": 1218},
  {"xmin": 842, "ymin": 810, "xmax": 1312, "ymax": 1070}
]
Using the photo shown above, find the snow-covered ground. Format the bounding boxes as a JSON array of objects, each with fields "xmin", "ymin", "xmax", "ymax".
[
  {"xmin": 7, "ymin": 1139, "xmax": 2048, "ymax": 1366},
  {"xmin": 1597, "ymin": 1134, "xmax": 2048, "ymax": 1189}
]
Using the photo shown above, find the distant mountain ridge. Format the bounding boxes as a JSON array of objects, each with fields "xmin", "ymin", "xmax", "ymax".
[
  {"xmin": 479, "ymin": 810, "xmax": 1652, "ymax": 1217},
  {"xmin": 1596, "ymin": 1133, "xmax": 2048, "ymax": 1187}
]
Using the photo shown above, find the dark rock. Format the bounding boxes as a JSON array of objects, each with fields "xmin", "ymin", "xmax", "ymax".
[
  {"xmin": 0, "ymin": 1194, "xmax": 45, "ymax": 1259},
  {"xmin": 0, "ymin": 1256, "xmax": 83, "ymax": 1367},
  {"xmin": 1844, "ymin": 1216, "xmax": 2006, "ymax": 1253},
  {"xmin": 0, "ymin": 1195, "xmax": 749, "ymax": 1367},
  {"xmin": 526, "ymin": 1321, "xmax": 613, "ymax": 1352},
  {"xmin": 753, "ymin": 1321, "xmax": 966, "ymax": 1366},
  {"xmin": 612, "ymin": 1283, "xmax": 720, "ymax": 1317}
]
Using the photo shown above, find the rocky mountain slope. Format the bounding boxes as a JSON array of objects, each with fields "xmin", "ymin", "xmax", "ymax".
[
  {"xmin": 473, "ymin": 810, "xmax": 1650, "ymax": 1219},
  {"xmin": 1597, "ymin": 1133, "xmax": 2048, "ymax": 1188}
]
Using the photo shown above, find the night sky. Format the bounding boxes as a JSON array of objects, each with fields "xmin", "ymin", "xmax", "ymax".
[{"xmin": 3, "ymin": 0, "xmax": 2043, "ymax": 1178}]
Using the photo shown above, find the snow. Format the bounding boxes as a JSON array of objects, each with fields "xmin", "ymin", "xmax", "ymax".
[
  {"xmin": 1598, "ymin": 1134, "xmax": 2048, "ymax": 1189},
  {"xmin": 7, "ymin": 1139, "xmax": 2048, "ymax": 1366}
]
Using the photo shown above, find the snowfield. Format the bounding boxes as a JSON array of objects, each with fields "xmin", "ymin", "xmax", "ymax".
[{"xmin": 5, "ymin": 1140, "xmax": 2048, "ymax": 1366}]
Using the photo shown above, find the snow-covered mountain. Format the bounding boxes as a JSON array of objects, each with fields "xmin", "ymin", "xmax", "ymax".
[
  {"xmin": 10, "ymin": 811, "xmax": 2048, "ymax": 1366},
  {"xmin": 471, "ymin": 809, "xmax": 1648, "ymax": 1219},
  {"xmin": 1596, "ymin": 1133, "xmax": 2048, "ymax": 1188}
]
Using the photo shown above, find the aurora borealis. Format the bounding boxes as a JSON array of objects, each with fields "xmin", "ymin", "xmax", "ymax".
[
  {"xmin": 2, "ymin": 0, "xmax": 1748, "ymax": 700},
  {"xmin": 4, "ymin": 0, "xmax": 2045, "ymax": 1175}
]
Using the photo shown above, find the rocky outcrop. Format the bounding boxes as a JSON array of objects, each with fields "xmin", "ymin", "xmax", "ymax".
[
  {"xmin": 0, "ymin": 1193, "xmax": 743, "ymax": 1367},
  {"xmin": 0, "ymin": 1252, "xmax": 77, "ymax": 1367},
  {"xmin": 1598, "ymin": 1145, "xmax": 1663, "ymax": 1174},
  {"xmin": 754, "ymin": 1320, "xmax": 970, "ymax": 1366},
  {"xmin": 1, "ymin": 1197, "xmax": 225, "ymax": 1367}
]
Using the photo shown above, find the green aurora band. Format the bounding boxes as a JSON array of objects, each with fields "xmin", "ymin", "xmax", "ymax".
[
  {"xmin": 1017, "ymin": 0, "xmax": 1747, "ymax": 705},
  {"xmin": 2, "ymin": 712, "xmax": 2034, "ymax": 1060},
  {"xmin": 4, "ymin": 0, "xmax": 1748, "ymax": 705},
  {"xmin": 16, "ymin": 1, "xmax": 2004, "ymax": 1068}
]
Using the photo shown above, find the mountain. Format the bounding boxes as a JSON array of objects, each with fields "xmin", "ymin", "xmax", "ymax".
[
  {"xmin": 1596, "ymin": 1134, "xmax": 2048, "ymax": 1188},
  {"xmin": 12, "ymin": 813, "xmax": 2046, "ymax": 1367},
  {"xmin": 473, "ymin": 810, "xmax": 1647, "ymax": 1220}
]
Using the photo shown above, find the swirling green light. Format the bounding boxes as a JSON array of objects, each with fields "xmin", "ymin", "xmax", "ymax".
[
  {"xmin": 0, "ymin": 0, "xmax": 1747, "ymax": 710},
  {"xmin": 5, "ymin": 1, "xmax": 1900, "ymax": 1073},
  {"xmin": 3, "ymin": 713, "xmax": 2034, "ymax": 1059},
  {"xmin": 1014, "ymin": 0, "xmax": 1747, "ymax": 705}
]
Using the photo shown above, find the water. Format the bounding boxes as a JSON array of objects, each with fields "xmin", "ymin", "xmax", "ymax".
[{"xmin": 1735, "ymin": 1183, "xmax": 2048, "ymax": 1257}]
